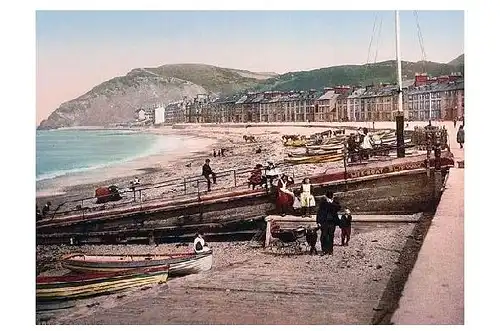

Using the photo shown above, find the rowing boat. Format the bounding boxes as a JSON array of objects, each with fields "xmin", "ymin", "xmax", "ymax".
[
  {"xmin": 36, "ymin": 265, "xmax": 169, "ymax": 301},
  {"xmin": 284, "ymin": 153, "xmax": 345, "ymax": 165},
  {"xmin": 61, "ymin": 250, "xmax": 213, "ymax": 277},
  {"xmin": 283, "ymin": 139, "xmax": 308, "ymax": 147},
  {"xmin": 306, "ymin": 143, "xmax": 344, "ymax": 151}
]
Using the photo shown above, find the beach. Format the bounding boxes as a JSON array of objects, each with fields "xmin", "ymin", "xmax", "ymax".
[
  {"xmin": 35, "ymin": 123, "xmax": 347, "ymax": 207},
  {"xmin": 35, "ymin": 120, "xmax": 463, "ymax": 324},
  {"xmin": 36, "ymin": 120, "xmax": 461, "ymax": 207},
  {"xmin": 37, "ymin": 217, "xmax": 433, "ymax": 325}
]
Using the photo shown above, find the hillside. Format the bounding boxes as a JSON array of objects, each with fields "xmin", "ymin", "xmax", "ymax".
[
  {"xmin": 255, "ymin": 57, "xmax": 465, "ymax": 92},
  {"xmin": 447, "ymin": 54, "xmax": 464, "ymax": 67},
  {"xmin": 38, "ymin": 55, "xmax": 464, "ymax": 129}
]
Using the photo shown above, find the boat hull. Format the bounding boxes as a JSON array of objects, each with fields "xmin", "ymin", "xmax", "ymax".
[
  {"xmin": 36, "ymin": 152, "xmax": 454, "ymax": 245},
  {"xmin": 36, "ymin": 265, "xmax": 169, "ymax": 302},
  {"xmin": 61, "ymin": 251, "xmax": 213, "ymax": 277}
]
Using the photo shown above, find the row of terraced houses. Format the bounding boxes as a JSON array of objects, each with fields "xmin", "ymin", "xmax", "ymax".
[{"xmin": 137, "ymin": 72, "xmax": 464, "ymax": 124}]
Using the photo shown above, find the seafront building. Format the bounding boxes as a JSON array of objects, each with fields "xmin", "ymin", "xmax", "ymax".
[{"xmin": 135, "ymin": 72, "xmax": 464, "ymax": 125}]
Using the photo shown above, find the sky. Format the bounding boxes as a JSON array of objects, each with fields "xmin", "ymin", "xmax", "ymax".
[{"xmin": 36, "ymin": 10, "xmax": 464, "ymax": 124}]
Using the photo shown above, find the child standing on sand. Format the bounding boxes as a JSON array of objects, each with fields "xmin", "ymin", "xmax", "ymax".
[
  {"xmin": 339, "ymin": 208, "xmax": 352, "ymax": 246},
  {"xmin": 300, "ymin": 178, "xmax": 315, "ymax": 217}
]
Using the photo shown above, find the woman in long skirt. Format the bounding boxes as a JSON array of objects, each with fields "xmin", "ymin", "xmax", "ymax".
[{"xmin": 276, "ymin": 175, "xmax": 294, "ymax": 216}]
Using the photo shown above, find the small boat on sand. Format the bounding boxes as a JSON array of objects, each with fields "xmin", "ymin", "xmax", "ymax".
[
  {"xmin": 284, "ymin": 153, "xmax": 345, "ymax": 165},
  {"xmin": 61, "ymin": 250, "xmax": 213, "ymax": 277},
  {"xmin": 36, "ymin": 265, "xmax": 169, "ymax": 302}
]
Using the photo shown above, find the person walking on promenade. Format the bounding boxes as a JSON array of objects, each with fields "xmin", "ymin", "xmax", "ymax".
[
  {"xmin": 457, "ymin": 125, "xmax": 465, "ymax": 149},
  {"xmin": 339, "ymin": 207, "xmax": 353, "ymax": 246},
  {"xmin": 453, "ymin": 118, "xmax": 457, "ymax": 128},
  {"xmin": 300, "ymin": 178, "xmax": 315, "ymax": 217},
  {"xmin": 202, "ymin": 159, "xmax": 216, "ymax": 192},
  {"xmin": 316, "ymin": 191, "xmax": 341, "ymax": 254}
]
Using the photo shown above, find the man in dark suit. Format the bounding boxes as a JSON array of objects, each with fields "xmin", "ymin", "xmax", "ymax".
[
  {"xmin": 202, "ymin": 159, "xmax": 216, "ymax": 192},
  {"xmin": 316, "ymin": 191, "xmax": 341, "ymax": 254}
]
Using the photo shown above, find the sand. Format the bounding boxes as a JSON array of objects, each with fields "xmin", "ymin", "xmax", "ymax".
[{"xmin": 37, "ymin": 221, "xmax": 423, "ymax": 325}]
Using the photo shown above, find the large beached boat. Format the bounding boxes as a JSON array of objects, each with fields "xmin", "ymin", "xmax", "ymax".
[{"xmin": 36, "ymin": 147, "xmax": 453, "ymax": 245}]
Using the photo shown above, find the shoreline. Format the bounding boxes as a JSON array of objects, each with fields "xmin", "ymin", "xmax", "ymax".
[{"xmin": 36, "ymin": 127, "xmax": 221, "ymax": 201}]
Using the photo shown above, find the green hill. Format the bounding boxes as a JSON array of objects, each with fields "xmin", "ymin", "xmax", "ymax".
[{"xmin": 254, "ymin": 56, "xmax": 464, "ymax": 92}]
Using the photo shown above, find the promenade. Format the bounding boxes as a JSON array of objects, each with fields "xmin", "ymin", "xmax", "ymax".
[{"xmin": 391, "ymin": 124, "xmax": 464, "ymax": 324}]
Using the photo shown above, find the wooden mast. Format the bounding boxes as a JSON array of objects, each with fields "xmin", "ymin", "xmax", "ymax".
[{"xmin": 395, "ymin": 10, "xmax": 405, "ymax": 158}]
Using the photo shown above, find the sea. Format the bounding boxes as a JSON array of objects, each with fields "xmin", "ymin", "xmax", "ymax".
[{"xmin": 36, "ymin": 129, "xmax": 182, "ymax": 182}]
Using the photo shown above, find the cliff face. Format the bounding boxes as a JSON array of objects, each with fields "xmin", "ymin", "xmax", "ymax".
[{"xmin": 38, "ymin": 69, "xmax": 209, "ymax": 129}]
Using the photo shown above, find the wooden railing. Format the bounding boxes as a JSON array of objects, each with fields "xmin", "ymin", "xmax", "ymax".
[{"xmin": 42, "ymin": 163, "xmax": 299, "ymax": 222}]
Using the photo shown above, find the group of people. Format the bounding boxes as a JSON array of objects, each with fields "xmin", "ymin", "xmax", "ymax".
[
  {"xmin": 274, "ymin": 178, "xmax": 353, "ymax": 253},
  {"xmin": 346, "ymin": 127, "xmax": 374, "ymax": 162},
  {"xmin": 213, "ymin": 148, "xmax": 226, "ymax": 157},
  {"xmin": 315, "ymin": 191, "xmax": 352, "ymax": 253},
  {"xmin": 247, "ymin": 161, "xmax": 283, "ymax": 190}
]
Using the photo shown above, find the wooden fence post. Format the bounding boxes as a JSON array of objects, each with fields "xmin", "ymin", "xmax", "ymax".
[{"xmin": 197, "ymin": 180, "xmax": 200, "ymax": 201}]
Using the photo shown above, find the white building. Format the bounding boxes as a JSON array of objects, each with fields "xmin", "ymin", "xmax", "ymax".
[
  {"xmin": 154, "ymin": 106, "xmax": 165, "ymax": 125},
  {"xmin": 347, "ymin": 88, "xmax": 366, "ymax": 121},
  {"xmin": 136, "ymin": 108, "xmax": 146, "ymax": 121}
]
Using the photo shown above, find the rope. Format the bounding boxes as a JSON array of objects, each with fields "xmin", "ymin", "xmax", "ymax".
[
  {"xmin": 363, "ymin": 14, "xmax": 380, "ymax": 84},
  {"xmin": 374, "ymin": 16, "xmax": 384, "ymax": 64},
  {"xmin": 366, "ymin": 14, "xmax": 378, "ymax": 65},
  {"xmin": 413, "ymin": 11, "xmax": 427, "ymax": 73}
]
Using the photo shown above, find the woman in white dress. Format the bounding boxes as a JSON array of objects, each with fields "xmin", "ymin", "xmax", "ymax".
[{"xmin": 300, "ymin": 178, "xmax": 316, "ymax": 217}]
